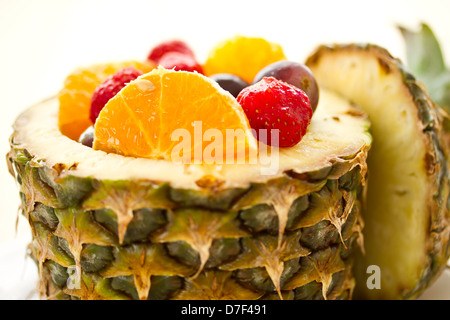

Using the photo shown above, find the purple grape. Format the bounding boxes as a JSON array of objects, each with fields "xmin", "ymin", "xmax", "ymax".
[
  {"xmin": 210, "ymin": 73, "xmax": 249, "ymax": 98},
  {"xmin": 79, "ymin": 126, "xmax": 94, "ymax": 148},
  {"xmin": 253, "ymin": 61, "xmax": 319, "ymax": 112}
]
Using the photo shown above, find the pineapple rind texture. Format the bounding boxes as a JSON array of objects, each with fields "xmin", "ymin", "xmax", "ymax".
[
  {"xmin": 8, "ymin": 139, "xmax": 369, "ymax": 300},
  {"xmin": 306, "ymin": 43, "xmax": 450, "ymax": 299}
]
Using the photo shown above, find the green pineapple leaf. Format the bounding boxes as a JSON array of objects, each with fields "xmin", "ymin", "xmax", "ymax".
[{"xmin": 399, "ymin": 23, "xmax": 450, "ymax": 110}]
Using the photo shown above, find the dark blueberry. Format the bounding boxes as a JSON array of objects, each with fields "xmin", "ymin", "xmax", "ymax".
[
  {"xmin": 78, "ymin": 126, "xmax": 94, "ymax": 148},
  {"xmin": 210, "ymin": 73, "xmax": 249, "ymax": 97}
]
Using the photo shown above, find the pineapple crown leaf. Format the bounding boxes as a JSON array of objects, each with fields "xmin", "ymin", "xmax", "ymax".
[{"xmin": 399, "ymin": 23, "xmax": 450, "ymax": 110}]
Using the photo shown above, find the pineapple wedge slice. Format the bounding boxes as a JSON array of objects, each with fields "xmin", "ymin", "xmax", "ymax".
[{"xmin": 306, "ymin": 44, "xmax": 450, "ymax": 299}]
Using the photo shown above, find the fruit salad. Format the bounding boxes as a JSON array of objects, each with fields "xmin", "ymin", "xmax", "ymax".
[{"xmin": 62, "ymin": 37, "xmax": 320, "ymax": 162}]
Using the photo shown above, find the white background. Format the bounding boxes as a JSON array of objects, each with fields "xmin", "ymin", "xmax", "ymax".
[{"xmin": 0, "ymin": 0, "xmax": 449, "ymax": 298}]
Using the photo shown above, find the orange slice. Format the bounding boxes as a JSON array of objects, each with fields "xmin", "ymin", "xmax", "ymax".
[
  {"xmin": 93, "ymin": 67, "xmax": 257, "ymax": 164},
  {"xmin": 58, "ymin": 60, "xmax": 155, "ymax": 141},
  {"xmin": 204, "ymin": 36, "xmax": 286, "ymax": 83}
]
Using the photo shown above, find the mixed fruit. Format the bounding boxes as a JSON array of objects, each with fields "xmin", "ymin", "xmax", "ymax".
[{"xmin": 60, "ymin": 36, "xmax": 320, "ymax": 160}]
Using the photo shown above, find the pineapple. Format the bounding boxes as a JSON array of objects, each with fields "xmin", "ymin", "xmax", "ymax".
[
  {"xmin": 8, "ymin": 36, "xmax": 449, "ymax": 301},
  {"xmin": 7, "ymin": 89, "xmax": 371, "ymax": 300},
  {"xmin": 306, "ymin": 44, "xmax": 450, "ymax": 299}
]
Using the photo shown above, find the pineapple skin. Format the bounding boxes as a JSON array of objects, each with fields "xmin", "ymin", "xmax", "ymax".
[
  {"xmin": 7, "ymin": 140, "xmax": 369, "ymax": 300},
  {"xmin": 307, "ymin": 44, "xmax": 450, "ymax": 300}
]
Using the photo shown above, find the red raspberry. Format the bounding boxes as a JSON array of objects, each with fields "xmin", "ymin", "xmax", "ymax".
[
  {"xmin": 147, "ymin": 40, "xmax": 195, "ymax": 63},
  {"xmin": 159, "ymin": 52, "xmax": 204, "ymax": 74},
  {"xmin": 90, "ymin": 67, "xmax": 143, "ymax": 123},
  {"xmin": 237, "ymin": 77, "xmax": 312, "ymax": 147}
]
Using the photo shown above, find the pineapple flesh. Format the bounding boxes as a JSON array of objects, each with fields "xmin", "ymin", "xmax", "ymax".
[
  {"xmin": 7, "ymin": 89, "xmax": 371, "ymax": 300},
  {"xmin": 306, "ymin": 44, "xmax": 450, "ymax": 299}
]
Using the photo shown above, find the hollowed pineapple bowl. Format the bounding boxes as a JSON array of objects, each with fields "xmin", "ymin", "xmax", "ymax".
[{"xmin": 6, "ymin": 40, "xmax": 449, "ymax": 300}]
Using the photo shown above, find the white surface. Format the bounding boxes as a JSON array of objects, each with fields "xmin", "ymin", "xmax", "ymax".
[
  {"xmin": 0, "ymin": 235, "xmax": 38, "ymax": 300},
  {"xmin": 0, "ymin": 0, "xmax": 449, "ymax": 299}
]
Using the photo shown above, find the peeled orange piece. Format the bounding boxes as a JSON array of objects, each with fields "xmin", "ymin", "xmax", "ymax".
[
  {"xmin": 58, "ymin": 60, "xmax": 155, "ymax": 141},
  {"xmin": 204, "ymin": 36, "xmax": 286, "ymax": 83},
  {"xmin": 93, "ymin": 67, "xmax": 257, "ymax": 164}
]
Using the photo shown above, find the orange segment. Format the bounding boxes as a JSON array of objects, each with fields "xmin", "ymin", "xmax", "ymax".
[
  {"xmin": 58, "ymin": 60, "xmax": 155, "ymax": 141},
  {"xmin": 93, "ymin": 67, "xmax": 257, "ymax": 164},
  {"xmin": 204, "ymin": 36, "xmax": 286, "ymax": 83}
]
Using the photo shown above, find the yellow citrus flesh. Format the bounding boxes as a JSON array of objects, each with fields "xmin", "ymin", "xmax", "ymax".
[{"xmin": 204, "ymin": 36, "xmax": 286, "ymax": 83}]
